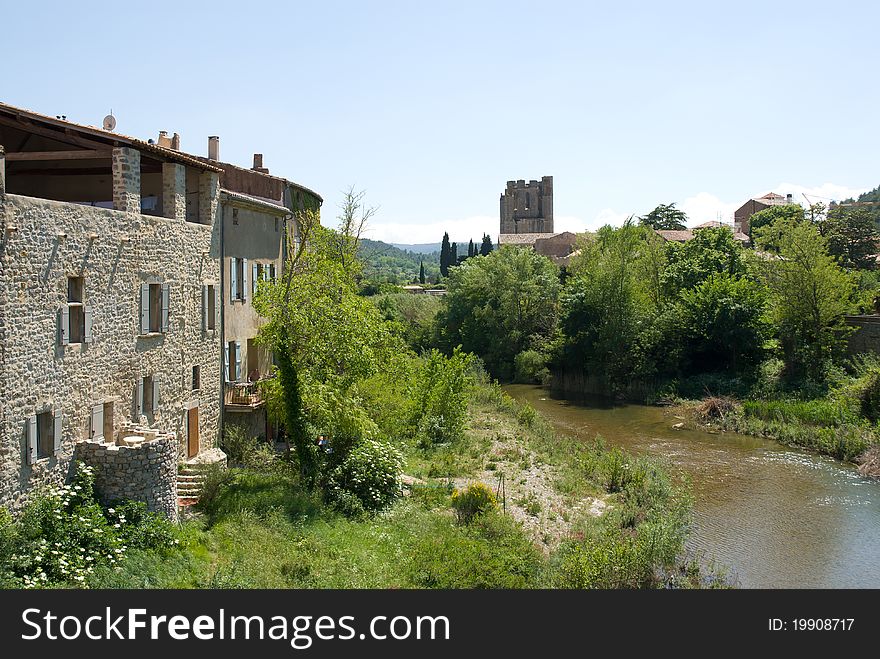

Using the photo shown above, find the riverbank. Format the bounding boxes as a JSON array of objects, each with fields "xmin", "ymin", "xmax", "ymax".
[{"xmin": 673, "ymin": 396, "xmax": 880, "ymax": 477}]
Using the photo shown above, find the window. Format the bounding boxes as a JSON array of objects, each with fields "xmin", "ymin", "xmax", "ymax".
[
  {"xmin": 192, "ymin": 365, "xmax": 201, "ymax": 391},
  {"xmin": 60, "ymin": 276, "xmax": 92, "ymax": 346},
  {"xmin": 274, "ymin": 217, "xmax": 279, "ymax": 232},
  {"xmin": 136, "ymin": 375, "xmax": 160, "ymax": 418},
  {"xmin": 140, "ymin": 282, "xmax": 170, "ymax": 334},
  {"xmin": 27, "ymin": 409, "xmax": 61, "ymax": 463},
  {"xmin": 90, "ymin": 401, "xmax": 114, "ymax": 442},
  {"xmin": 226, "ymin": 341, "xmax": 242, "ymax": 382},
  {"xmin": 203, "ymin": 284, "xmax": 218, "ymax": 331},
  {"xmin": 229, "ymin": 258, "xmax": 248, "ymax": 302},
  {"xmin": 232, "ymin": 208, "xmax": 239, "ymax": 225}
]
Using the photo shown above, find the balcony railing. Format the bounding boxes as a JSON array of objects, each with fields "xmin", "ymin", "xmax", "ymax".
[{"xmin": 224, "ymin": 381, "xmax": 266, "ymax": 410}]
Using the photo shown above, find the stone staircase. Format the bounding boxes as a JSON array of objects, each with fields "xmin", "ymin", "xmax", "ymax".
[{"xmin": 177, "ymin": 465, "xmax": 209, "ymax": 503}]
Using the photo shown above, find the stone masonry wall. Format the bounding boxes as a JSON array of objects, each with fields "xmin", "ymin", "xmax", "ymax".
[
  {"xmin": 0, "ymin": 193, "xmax": 221, "ymax": 512},
  {"xmin": 76, "ymin": 436, "xmax": 178, "ymax": 520},
  {"xmin": 845, "ymin": 315, "xmax": 880, "ymax": 356}
]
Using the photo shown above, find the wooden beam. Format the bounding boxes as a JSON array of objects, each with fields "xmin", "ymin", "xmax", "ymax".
[
  {"xmin": 6, "ymin": 150, "xmax": 110, "ymax": 161},
  {"xmin": 0, "ymin": 113, "xmax": 113, "ymax": 151}
]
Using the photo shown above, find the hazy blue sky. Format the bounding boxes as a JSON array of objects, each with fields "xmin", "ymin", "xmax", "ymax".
[{"xmin": 3, "ymin": 1, "xmax": 877, "ymax": 243}]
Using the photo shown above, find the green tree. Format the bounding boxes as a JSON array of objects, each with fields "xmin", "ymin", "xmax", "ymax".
[
  {"xmin": 663, "ymin": 227, "xmax": 746, "ymax": 297},
  {"xmin": 817, "ymin": 205, "xmax": 880, "ymax": 270},
  {"xmin": 451, "ymin": 242, "xmax": 458, "ymax": 265},
  {"xmin": 638, "ymin": 203, "xmax": 687, "ymax": 231},
  {"xmin": 440, "ymin": 232, "xmax": 452, "ymax": 277},
  {"xmin": 754, "ymin": 218, "xmax": 857, "ymax": 380},
  {"xmin": 435, "ymin": 246, "xmax": 561, "ymax": 379},
  {"xmin": 480, "ymin": 234, "xmax": 494, "ymax": 256},
  {"xmin": 419, "ymin": 260, "xmax": 426, "ymax": 284},
  {"xmin": 467, "ymin": 239, "xmax": 475, "ymax": 258},
  {"xmin": 747, "ymin": 203, "xmax": 804, "ymax": 238}
]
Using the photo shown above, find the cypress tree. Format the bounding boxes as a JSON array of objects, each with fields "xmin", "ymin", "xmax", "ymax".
[
  {"xmin": 468, "ymin": 239, "xmax": 475, "ymax": 258},
  {"xmin": 419, "ymin": 260, "xmax": 426, "ymax": 284},
  {"xmin": 480, "ymin": 233, "xmax": 494, "ymax": 256},
  {"xmin": 440, "ymin": 232, "xmax": 451, "ymax": 277},
  {"xmin": 451, "ymin": 242, "xmax": 458, "ymax": 266}
]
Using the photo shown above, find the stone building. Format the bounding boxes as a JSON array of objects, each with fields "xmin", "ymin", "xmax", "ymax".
[
  {"xmin": 0, "ymin": 103, "xmax": 223, "ymax": 516},
  {"xmin": 734, "ymin": 192, "xmax": 793, "ymax": 235},
  {"xmin": 0, "ymin": 102, "xmax": 322, "ymax": 516},
  {"xmin": 500, "ymin": 176, "xmax": 554, "ymax": 234}
]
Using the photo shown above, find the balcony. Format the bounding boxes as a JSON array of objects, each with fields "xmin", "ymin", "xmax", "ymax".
[{"xmin": 224, "ymin": 381, "xmax": 266, "ymax": 411}]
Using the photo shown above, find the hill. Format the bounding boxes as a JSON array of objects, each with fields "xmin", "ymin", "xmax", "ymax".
[
  {"xmin": 358, "ymin": 238, "xmax": 440, "ymax": 285},
  {"xmin": 391, "ymin": 242, "xmax": 442, "ymax": 254}
]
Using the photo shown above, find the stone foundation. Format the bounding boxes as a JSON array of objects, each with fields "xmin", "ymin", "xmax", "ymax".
[{"xmin": 76, "ymin": 425, "xmax": 178, "ymax": 520}]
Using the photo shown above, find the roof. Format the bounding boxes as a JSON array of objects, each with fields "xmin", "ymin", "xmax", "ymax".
[
  {"xmin": 0, "ymin": 100, "xmax": 222, "ymax": 172},
  {"xmin": 194, "ymin": 155, "xmax": 323, "ymax": 204},
  {"xmin": 694, "ymin": 220, "xmax": 725, "ymax": 229},
  {"xmin": 219, "ymin": 189, "xmax": 290, "ymax": 216},
  {"xmin": 498, "ymin": 232, "xmax": 559, "ymax": 245},
  {"xmin": 656, "ymin": 229, "xmax": 693, "ymax": 242}
]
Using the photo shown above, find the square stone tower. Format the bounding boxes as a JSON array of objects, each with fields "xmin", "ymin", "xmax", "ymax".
[{"xmin": 500, "ymin": 176, "xmax": 554, "ymax": 234}]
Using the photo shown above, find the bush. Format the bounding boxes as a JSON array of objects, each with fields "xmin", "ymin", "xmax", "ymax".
[
  {"xmin": 514, "ymin": 350, "xmax": 549, "ymax": 384},
  {"xmin": 326, "ymin": 439, "xmax": 404, "ymax": 514},
  {"xmin": 411, "ymin": 348, "xmax": 473, "ymax": 446},
  {"xmin": 451, "ymin": 483, "xmax": 497, "ymax": 524},
  {"xmin": 105, "ymin": 500, "xmax": 179, "ymax": 550}
]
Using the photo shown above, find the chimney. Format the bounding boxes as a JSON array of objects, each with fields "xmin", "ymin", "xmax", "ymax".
[
  {"xmin": 171, "ymin": 133, "xmax": 180, "ymax": 150},
  {"xmin": 786, "ymin": 193, "xmax": 792, "ymax": 204},
  {"xmin": 208, "ymin": 136, "xmax": 220, "ymax": 161},
  {"xmin": 157, "ymin": 131, "xmax": 172, "ymax": 148},
  {"xmin": 252, "ymin": 153, "xmax": 269, "ymax": 174}
]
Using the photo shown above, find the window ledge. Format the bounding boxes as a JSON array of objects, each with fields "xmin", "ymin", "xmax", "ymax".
[{"xmin": 138, "ymin": 332, "xmax": 165, "ymax": 338}]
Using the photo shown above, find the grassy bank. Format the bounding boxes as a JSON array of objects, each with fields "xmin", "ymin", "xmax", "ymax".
[{"xmin": 2, "ymin": 383, "xmax": 717, "ymax": 589}]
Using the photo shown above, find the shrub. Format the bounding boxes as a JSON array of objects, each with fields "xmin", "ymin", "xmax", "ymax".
[
  {"xmin": 450, "ymin": 483, "xmax": 497, "ymax": 524},
  {"xmin": 411, "ymin": 348, "xmax": 473, "ymax": 446},
  {"xmin": 105, "ymin": 500, "xmax": 178, "ymax": 550},
  {"xmin": 325, "ymin": 439, "xmax": 404, "ymax": 514},
  {"xmin": 514, "ymin": 350, "xmax": 549, "ymax": 384}
]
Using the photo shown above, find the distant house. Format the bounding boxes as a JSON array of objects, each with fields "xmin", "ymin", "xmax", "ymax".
[
  {"xmin": 734, "ymin": 192, "xmax": 793, "ymax": 235},
  {"xmin": 655, "ymin": 222, "xmax": 749, "ymax": 245},
  {"xmin": 497, "ymin": 231, "xmax": 578, "ymax": 264}
]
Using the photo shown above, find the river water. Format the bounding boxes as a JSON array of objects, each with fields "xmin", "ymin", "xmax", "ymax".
[{"xmin": 504, "ymin": 384, "xmax": 880, "ymax": 588}]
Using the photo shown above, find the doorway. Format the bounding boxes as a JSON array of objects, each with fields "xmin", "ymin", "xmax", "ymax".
[{"xmin": 187, "ymin": 406, "xmax": 199, "ymax": 458}]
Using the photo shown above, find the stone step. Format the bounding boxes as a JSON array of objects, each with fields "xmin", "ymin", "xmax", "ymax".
[{"xmin": 177, "ymin": 474, "xmax": 206, "ymax": 483}]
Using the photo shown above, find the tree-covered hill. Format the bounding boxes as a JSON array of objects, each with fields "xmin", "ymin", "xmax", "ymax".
[{"xmin": 358, "ymin": 238, "xmax": 441, "ymax": 285}]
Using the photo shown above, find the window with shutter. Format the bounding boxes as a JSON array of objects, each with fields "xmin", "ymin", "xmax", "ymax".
[
  {"xmin": 242, "ymin": 258, "xmax": 249, "ymax": 301},
  {"xmin": 59, "ymin": 305, "xmax": 70, "ymax": 346},
  {"xmin": 84, "ymin": 306, "xmax": 93, "ymax": 343},
  {"xmin": 26, "ymin": 415, "xmax": 37, "ymax": 465},
  {"xmin": 160, "ymin": 284, "xmax": 170, "ymax": 333},
  {"xmin": 202, "ymin": 285, "xmax": 208, "ymax": 331},
  {"xmin": 34, "ymin": 411, "xmax": 54, "ymax": 459},
  {"xmin": 90, "ymin": 403, "xmax": 104, "ymax": 441},
  {"xmin": 235, "ymin": 341, "xmax": 242, "ymax": 381},
  {"xmin": 230, "ymin": 258, "xmax": 238, "ymax": 302},
  {"xmin": 252, "ymin": 262, "xmax": 259, "ymax": 297},
  {"xmin": 152, "ymin": 376, "xmax": 160, "ymax": 413},
  {"xmin": 136, "ymin": 377, "xmax": 144, "ymax": 418},
  {"xmin": 53, "ymin": 410, "xmax": 62, "ymax": 454},
  {"xmin": 140, "ymin": 283, "xmax": 150, "ymax": 334}
]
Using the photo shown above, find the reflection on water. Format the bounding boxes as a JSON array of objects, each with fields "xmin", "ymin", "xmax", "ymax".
[{"xmin": 505, "ymin": 385, "xmax": 880, "ymax": 588}]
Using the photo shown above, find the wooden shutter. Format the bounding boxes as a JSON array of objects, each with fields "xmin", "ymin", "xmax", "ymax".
[
  {"xmin": 242, "ymin": 258, "xmax": 249, "ymax": 301},
  {"xmin": 202, "ymin": 285, "xmax": 208, "ymax": 331},
  {"xmin": 84, "ymin": 306, "xmax": 93, "ymax": 343},
  {"xmin": 136, "ymin": 378, "xmax": 144, "ymax": 418},
  {"xmin": 91, "ymin": 403, "xmax": 104, "ymax": 441},
  {"xmin": 230, "ymin": 258, "xmax": 238, "ymax": 301},
  {"xmin": 235, "ymin": 341, "xmax": 242, "ymax": 381},
  {"xmin": 53, "ymin": 410, "xmax": 63, "ymax": 454},
  {"xmin": 252, "ymin": 262, "xmax": 259, "ymax": 297},
  {"xmin": 223, "ymin": 344, "xmax": 230, "ymax": 382},
  {"xmin": 214, "ymin": 285, "xmax": 220, "ymax": 328},
  {"xmin": 152, "ymin": 375, "xmax": 160, "ymax": 413},
  {"xmin": 140, "ymin": 283, "xmax": 150, "ymax": 334},
  {"xmin": 27, "ymin": 415, "xmax": 37, "ymax": 464},
  {"xmin": 59, "ymin": 305, "xmax": 70, "ymax": 346},
  {"xmin": 161, "ymin": 284, "xmax": 170, "ymax": 332}
]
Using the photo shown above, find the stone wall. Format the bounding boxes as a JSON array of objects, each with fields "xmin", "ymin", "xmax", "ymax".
[
  {"xmin": 845, "ymin": 315, "xmax": 880, "ymax": 356},
  {"xmin": 76, "ymin": 435, "xmax": 178, "ymax": 520},
  {"xmin": 0, "ymin": 193, "xmax": 221, "ymax": 511},
  {"xmin": 500, "ymin": 176, "xmax": 553, "ymax": 234}
]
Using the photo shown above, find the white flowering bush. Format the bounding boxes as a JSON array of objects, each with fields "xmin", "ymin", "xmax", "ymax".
[
  {"xmin": 326, "ymin": 439, "xmax": 404, "ymax": 514},
  {"xmin": 1, "ymin": 462, "xmax": 179, "ymax": 588}
]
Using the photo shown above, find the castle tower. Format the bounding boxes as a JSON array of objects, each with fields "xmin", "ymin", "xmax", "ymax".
[{"xmin": 500, "ymin": 176, "xmax": 553, "ymax": 234}]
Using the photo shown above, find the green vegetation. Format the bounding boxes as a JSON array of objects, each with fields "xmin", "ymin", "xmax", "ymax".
[
  {"xmin": 638, "ymin": 202, "xmax": 687, "ymax": 231},
  {"xmin": 358, "ymin": 238, "xmax": 440, "ymax": 287}
]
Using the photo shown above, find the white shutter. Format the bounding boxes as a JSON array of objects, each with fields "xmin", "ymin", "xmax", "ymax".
[
  {"xmin": 140, "ymin": 283, "xmax": 150, "ymax": 334},
  {"xmin": 242, "ymin": 258, "xmax": 249, "ymax": 301},
  {"xmin": 252, "ymin": 262, "xmax": 259, "ymax": 297},
  {"xmin": 53, "ymin": 410, "xmax": 63, "ymax": 454},
  {"xmin": 136, "ymin": 378, "xmax": 144, "ymax": 418},
  {"xmin": 161, "ymin": 284, "xmax": 170, "ymax": 332},
  {"xmin": 223, "ymin": 344, "xmax": 230, "ymax": 382},
  {"xmin": 230, "ymin": 258, "xmax": 238, "ymax": 301},
  {"xmin": 202, "ymin": 285, "xmax": 208, "ymax": 331},
  {"xmin": 60, "ymin": 306, "xmax": 70, "ymax": 346},
  {"xmin": 91, "ymin": 403, "xmax": 104, "ymax": 441},
  {"xmin": 235, "ymin": 341, "xmax": 242, "ymax": 381},
  {"xmin": 27, "ymin": 415, "xmax": 37, "ymax": 464},
  {"xmin": 84, "ymin": 306, "xmax": 93, "ymax": 343},
  {"xmin": 152, "ymin": 375, "xmax": 160, "ymax": 413}
]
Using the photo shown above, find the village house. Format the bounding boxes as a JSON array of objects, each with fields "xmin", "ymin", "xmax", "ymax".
[
  {"xmin": 733, "ymin": 192, "xmax": 793, "ymax": 235},
  {"xmin": 0, "ymin": 102, "xmax": 321, "ymax": 517}
]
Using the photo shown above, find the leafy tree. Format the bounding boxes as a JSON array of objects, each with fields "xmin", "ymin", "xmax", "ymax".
[
  {"xmin": 639, "ymin": 203, "xmax": 687, "ymax": 231},
  {"xmin": 663, "ymin": 227, "xmax": 746, "ymax": 297},
  {"xmin": 747, "ymin": 203, "xmax": 804, "ymax": 238},
  {"xmin": 419, "ymin": 260, "xmax": 426, "ymax": 284},
  {"xmin": 435, "ymin": 246, "xmax": 560, "ymax": 379},
  {"xmin": 440, "ymin": 232, "xmax": 452, "ymax": 277},
  {"xmin": 754, "ymin": 218, "xmax": 857, "ymax": 380},
  {"xmin": 817, "ymin": 205, "xmax": 880, "ymax": 270},
  {"xmin": 480, "ymin": 234, "xmax": 494, "ymax": 256},
  {"xmin": 678, "ymin": 273, "xmax": 769, "ymax": 373}
]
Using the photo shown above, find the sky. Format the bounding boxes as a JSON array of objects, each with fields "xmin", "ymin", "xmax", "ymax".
[{"xmin": 3, "ymin": 1, "xmax": 877, "ymax": 244}]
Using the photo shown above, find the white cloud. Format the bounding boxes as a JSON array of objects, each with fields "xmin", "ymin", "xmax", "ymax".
[
  {"xmin": 680, "ymin": 192, "xmax": 739, "ymax": 226},
  {"xmin": 769, "ymin": 182, "xmax": 870, "ymax": 206}
]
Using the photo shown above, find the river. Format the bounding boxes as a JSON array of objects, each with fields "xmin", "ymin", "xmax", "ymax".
[{"xmin": 504, "ymin": 384, "xmax": 880, "ymax": 588}]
